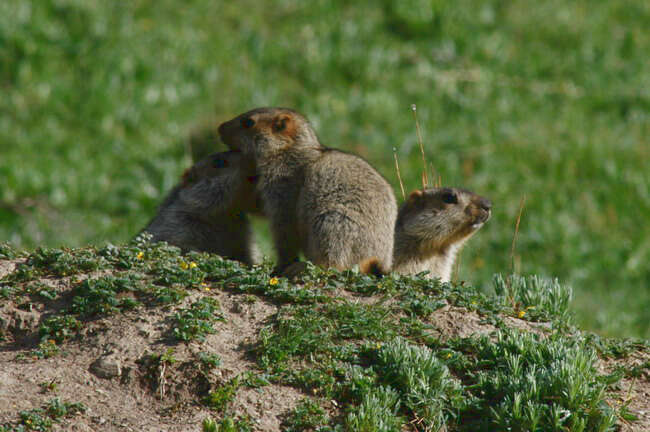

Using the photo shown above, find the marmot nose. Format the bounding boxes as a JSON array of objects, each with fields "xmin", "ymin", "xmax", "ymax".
[{"xmin": 478, "ymin": 197, "xmax": 492, "ymax": 211}]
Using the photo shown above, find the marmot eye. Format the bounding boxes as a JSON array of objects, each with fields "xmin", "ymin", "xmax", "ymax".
[
  {"xmin": 441, "ymin": 191, "xmax": 458, "ymax": 204},
  {"xmin": 273, "ymin": 117, "xmax": 287, "ymax": 132},
  {"xmin": 241, "ymin": 117, "xmax": 255, "ymax": 129},
  {"xmin": 213, "ymin": 158, "xmax": 227, "ymax": 168}
]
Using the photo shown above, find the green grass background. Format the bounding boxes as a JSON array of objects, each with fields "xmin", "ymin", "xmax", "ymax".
[{"xmin": 1, "ymin": 0, "xmax": 648, "ymax": 337}]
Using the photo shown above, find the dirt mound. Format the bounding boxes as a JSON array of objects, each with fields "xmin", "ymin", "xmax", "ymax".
[{"xmin": 1, "ymin": 246, "xmax": 648, "ymax": 431}]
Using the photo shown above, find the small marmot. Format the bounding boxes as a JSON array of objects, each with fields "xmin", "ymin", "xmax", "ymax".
[
  {"xmin": 363, "ymin": 187, "xmax": 492, "ymax": 282},
  {"xmin": 141, "ymin": 151, "xmax": 261, "ymax": 265},
  {"xmin": 218, "ymin": 107, "xmax": 398, "ymax": 275}
]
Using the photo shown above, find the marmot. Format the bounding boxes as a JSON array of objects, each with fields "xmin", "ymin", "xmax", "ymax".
[
  {"xmin": 141, "ymin": 151, "xmax": 261, "ymax": 265},
  {"xmin": 218, "ymin": 107, "xmax": 398, "ymax": 275},
  {"xmin": 362, "ymin": 187, "xmax": 492, "ymax": 282}
]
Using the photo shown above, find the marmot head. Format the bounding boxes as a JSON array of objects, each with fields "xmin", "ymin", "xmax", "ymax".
[
  {"xmin": 181, "ymin": 151, "xmax": 239, "ymax": 187},
  {"xmin": 180, "ymin": 151, "xmax": 260, "ymax": 213},
  {"xmin": 397, "ymin": 187, "xmax": 492, "ymax": 253},
  {"xmin": 217, "ymin": 107, "xmax": 319, "ymax": 159}
]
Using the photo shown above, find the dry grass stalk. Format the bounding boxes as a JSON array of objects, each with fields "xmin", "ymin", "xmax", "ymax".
[
  {"xmin": 411, "ymin": 104, "xmax": 429, "ymax": 188},
  {"xmin": 393, "ymin": 148, "xmax": 406, "ymax": 200}
]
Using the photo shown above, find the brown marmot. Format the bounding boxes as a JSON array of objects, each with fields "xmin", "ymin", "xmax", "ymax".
[
  {"xmin": 141, "ymin": 151, "xmax": 261, "ymax": 265},
  {"xmin": 218, "ymin": 107, "xmax": 398, "ymax": 275},
  {"xmin": 362, "ymin": 187, "xmax": 492, "ymax": 281}
]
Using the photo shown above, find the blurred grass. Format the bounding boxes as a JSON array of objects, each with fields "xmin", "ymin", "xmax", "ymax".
[{"xmin": 1, "ymin": 0, "xmax": 648, "ymax": 337}]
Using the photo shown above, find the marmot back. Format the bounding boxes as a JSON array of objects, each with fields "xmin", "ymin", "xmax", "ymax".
[
  {"xmin": 298, "ymin": 149, "xmax": 396, "ymax": 271},
  {"xmin": 219, "ymin": 107, "xmax": 397, "ymax": 275},
  {"xmin": 142, "ymin": 151, "xmax": 261, "ymax": 265}
]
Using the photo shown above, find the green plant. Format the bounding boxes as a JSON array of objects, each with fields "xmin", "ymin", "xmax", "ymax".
[
  {"xmin": 150, "ymin": 285, "xmax": 188, "ymax": 304},
  {"xmin": 70, "ymin": 274, "xmax": 142, "ymax": 317},
  {"xmin": 282, "ymin": 399, "xmax": 329, "ymax": 431},
  {"xmin": 39, "ymin": 379, "xmax": 59, "ymax": 393},
  {"xmin": 198, "ymin": 352, "xmax": 222, "ymax": 370},
  {"xmin": 493, "ymin": 274, "xmax": 572, "ymax": 323},
  {"xmin": 39, "ymin": 315, "xmax": 82, "ymax": 344},
  {"xmin": 345, "ymin": 386, "xmax": 404, "ymax": 432},
  {"xmin": 30, "ymin": 340, "xmax": 60, "ymax": 359},
  {"xmin": 203, "ymin": 377, "xmax": 240, "ymax": 412},
  {"xmin": 16, "ymin": 398, "xmax": 85, "ymax": 431},
  {"xmin": 172, "ymin": 297, "xmax": 224, "ymax": 342},
  {"xmin": 371, "ymin": 337, "xmax": 463, "ymax": 429},
  {"xmin": 27, "ymin": 247, "xmax": 105, "ymax": 277},
  {"xmin": 448, "ymin": 330, "xmax": 617, "ymax": 431},
  {"xmin": 202, "ymin": 416, "xmax": 252, "ymax": 432},
  {"xmin": 45, "ymin": 398, "xmax": 85, "ymax": 419}
]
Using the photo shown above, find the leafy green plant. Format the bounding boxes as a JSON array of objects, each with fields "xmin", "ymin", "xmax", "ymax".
[
  {"xmin": 30, "ymin": 340, "xmax": 60, "ymax": 359},
  {"xmin": 0, "ymin": 243, "xmax": 17, "ymax": 259},
  {"xmin": 198, "ymin": 352, "xmax": 222, "ymax": 370},
  {"xmin": 371, "ymin": 338, "xmax": 463, "ymax": 429},
  {"xmin": 202, "ymin": 416, "xmax": 252, "ymax": 432},
  {"xmin": 16, "ymin": 398, "xmax": 85, "ymax": 431},
  {"xmin": 493, "ymin": 274, "xmax": 572, "ymax": 323},
  {"xmin": 203, "ymin": 377, "xmax": 240, "ymax": 412},
  {"xmin": 39, "ymin": 315, "xmax": 82, "ymax": 344},
  {"xmin": 27, "ymin": 247, "xmax": 105, "ymax": 277},
  {"xmin": 448, "ymin": 330, "xmax": 617, "ymax": 431},
  {"xmin": 282, "ymin": 399, "xmax": 330, "ymax": 432},
  {"xmin": 70, "ymin": 274, "xmax": 142, "ymax": 317},
  {"xmin": 345, "ymin": 386, "xmax": 404, "ymax": 432},
  {"xmin": 172, "ymin": 297, "xmax": 223, "ymax": 342}
]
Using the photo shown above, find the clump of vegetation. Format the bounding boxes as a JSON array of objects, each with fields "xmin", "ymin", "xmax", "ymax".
[
  {"xmin": 371, "ymin": 338, "xmax": 463, "ymax": 429},
  {"xmin": 345, "ymin": 386, "xmax": 404, "ymax": 432},
  {"xmin": 198, "ymin": 352, "xmax": 222, "ymax": 370},
  {"xmin": 203, "ymin": 376, "xmax": 241, "ymax": 412},
  {"xmin": 282, "ymin": 399, "xmax": 330, "ymax": 432},
  {"xmin": 70, "ymin": 274, "xmax": 142, "ymax": 317},
  {"xmin": 446, "ymin": 330, "xmax": 617, "ymax": 431},
  {"xmin": 202, "ymin": 415, "xmax": 252, "ymax": 432},
  {"xmin": 493, "ymin": 274, "xmax": 573, "ymax": 323},
  {"xmin": 172, "ymin": 297, "xmax": 224, "ymax": 342},
  {"xmin": 26, "ymin": 247, "xmax": 107, "ymax": 278},
  {"xmin": 39, "ymin": 315, "xmax": 82, "ymax": 344},
  {"xmin": 9, "ymin": 398, "xmax": 86, "ymax": 431},
  {"xmin": 30, "ymin": 340, "xmax": 60, "ymax": 360},
  {"xmin": 0, "ymin": 243, "xmax": 18, "ymax": 259}
]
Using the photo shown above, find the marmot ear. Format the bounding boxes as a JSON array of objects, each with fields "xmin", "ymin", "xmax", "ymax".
[
  {"xmin": 407, "ymin": 189, "xmax": 424, "ymax": 202},
  {"xmin": 273, "ymin": 115, "xmax": 290, "ymax": 133}
]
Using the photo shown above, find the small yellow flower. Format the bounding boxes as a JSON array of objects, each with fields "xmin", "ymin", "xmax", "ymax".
[
  {"xmin": 375, "ymin": 343, "xmax": 382, "ymax": 350},
  {"xmin": 446, "ymin": 352, "xmax": 452, "ymax": 359},
  {"xmin": 180, "ymin": 261, "xmax": 189, "ymax": 270},
  {"xmin": 269, "ymin": 277, "xmax": 279, "ymax": 286},
  {"xmin": 201, "ymin": 283, "xmax": 210, "ymax": 291},
  {"xmin": 518, "ymin": 310, "xmax": 526, "ymax": 318},
  {"xmin": 136, "ymin": 251, "xmax": 144, "ymax": 260},
  {"xmin": 189, "ymin": 261, "xmax": 198, "ymax": 269}
]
